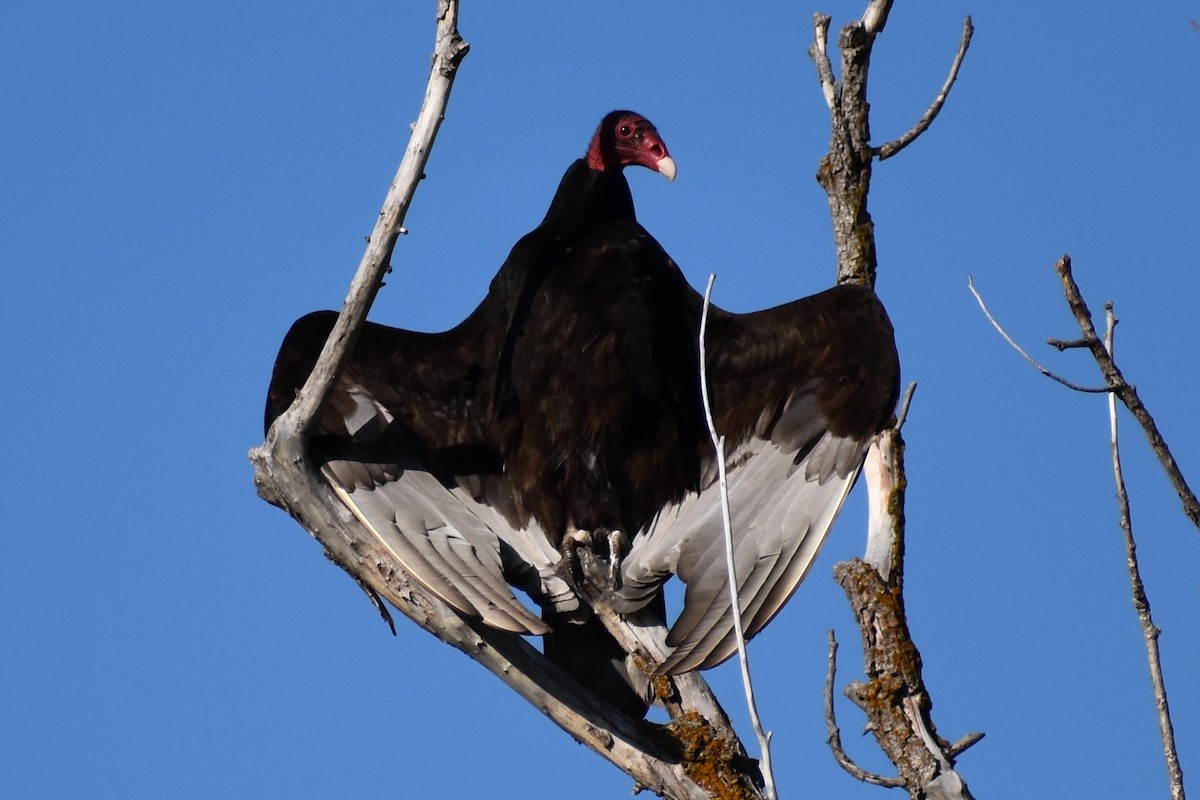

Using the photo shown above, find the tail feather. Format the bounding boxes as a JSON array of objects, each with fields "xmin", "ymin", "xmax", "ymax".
[{"xmin": 542, "ymin": 613, "xmax": 651, "ymax": 718}]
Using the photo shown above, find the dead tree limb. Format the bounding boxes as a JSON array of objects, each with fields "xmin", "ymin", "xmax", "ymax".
[
  {"xmin": 808, "ymin": 3, "xmax": 980, "ymax": 797},
  {"xmin": 970, "ymin": 261, "xmax": 1199, "ymax": 532},
  {"xmin": 970, "ymin": 259, "xmax": 1200, "ymax": 531},
  {"xmin": 839, "ymin": 416, "xmax": 980, "ymax": 799},
  {"xmin": 249, "ymin": 3, "xmax": 760, "ymax": 798},
  {"xmin": 267, "ymin": 0, "xmax": 469, "ymax": 449},
  {"xmin": 1052, "ymin": 256, "xmax": 1200, "ymax": 532}
]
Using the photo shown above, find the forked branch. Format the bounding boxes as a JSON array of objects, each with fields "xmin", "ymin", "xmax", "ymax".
[
  {"xmin": 1051, "ymin": 256, "xmax": 1200, "ymax": 531},
  {"xmin": 970, "ymin": 257, "xmax": 1200, "ymax": 532},
  {"xmin": 808, "ymin": 2, "xmax": 973, "ymax": 287},
  {"xmin": 966, "ymin": 274, "xmax": 1110, "ymax": 393}
]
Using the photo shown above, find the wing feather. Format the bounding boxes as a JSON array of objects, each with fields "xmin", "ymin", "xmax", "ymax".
[
  {"xmin": 322, "ymin": 447, "xmax": 550, "ymax": 635},
  {"xmin": 617, "ymin": 283, "xmax": 898, "ymax": 674},
  {"xmin": 266, "ymin": 309, "xmax": 572, "ymax": 636},
  {"xmin": 624, "ymin": 430, "xmax": 860, "ymax": 673}
]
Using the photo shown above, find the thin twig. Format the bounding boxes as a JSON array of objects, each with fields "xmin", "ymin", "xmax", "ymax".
[
  {"xmin": 1105, "ymin": 306, "xmax": 1187, "ymax": 800},
  {"xmin": 947, "ymin": 732, "xmax": 987, "ymax": 759},
  {"xmin": 967, "ymin": 274, "xmax": 1111, "ymax": 393},
  {"xmin": 894, "ymin": 381, "xmax": 918, "ymax": 431},
  {"xmin": 1046, "ymin": 336, "xmax": 1092, "ymax": 351},
  {"xmin": 823, "ymin": 631, "xmax": 906, "ymax": 788},
  {"xmin": 876, "ymin": 16, "xmax": 974, "ymax": 160},
  {"xmin": 808, "ymin": 14, "xmax": 837, "ymax": 110},
  {"xmin": 699, "ymin": 274, "xmax": 778, "ymax": 800},
  {"xmin": 352, "ymin": 574, "xmax": 397, "ymax": 635}
]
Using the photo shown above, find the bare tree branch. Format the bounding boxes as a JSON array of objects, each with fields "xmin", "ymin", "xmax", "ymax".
[
  {"xmin": 946, "ymin": 732, "xmax": 987, "ymax": 760},
  {"xmin": 1104, "ymin": 306, "xmax": 1187, "ymax": 800},
  {"xmin": 876, "ymin": 16, "xmax": 974, "ymax": 161},
  {"xmin": 1046, "ymin": 336, "xmax": 1092, "ymax": 351},
  {"xmin": 830, "ymin": 385, "xmax": 986, "ymax": 800},
  {"xmin": 1051, "ymin": 255, "xmax": 1200, "ymax": 531},
  {"xmin": 861, "ymin": 0, "xmax": 894, "ymax": 36},
  {"xmin": 849, "ymin": 427, "xmax": 981, "ymax": 800},
  {"xmin": 973, "ymin": 258, "xmax": 1200, "ymax": 529},
  {"xmin": 809, "ymin": 4, "xmax": 973, "ymax": 286},
  {"xmin": 967, "ymin": 274, "xmax": 1111, "ymax": 393}
]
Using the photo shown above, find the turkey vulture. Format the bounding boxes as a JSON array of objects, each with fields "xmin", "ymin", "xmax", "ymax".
[{"xmin": 265, "ymin": 110, "xmax": 899, "ymax": 711}]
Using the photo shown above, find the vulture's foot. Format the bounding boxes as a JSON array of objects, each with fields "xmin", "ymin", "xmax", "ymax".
[
  {"xmin": 557, "ymin": 528, "xmax": 625, "ymax": 593},
  {"xmin": 559, "ymin": 529, "xmax": 591, "ymax": 588}
]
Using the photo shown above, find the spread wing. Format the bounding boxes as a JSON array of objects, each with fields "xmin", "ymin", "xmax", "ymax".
[
  {"xmin": 265, "ymin": 310, "xmax": 576, "ymax": 636},
  {"xmin": 615, "ymin": 283, "xmax": 900, "ymax": 673}
]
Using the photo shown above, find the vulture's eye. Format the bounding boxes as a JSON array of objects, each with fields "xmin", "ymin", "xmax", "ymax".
[{"xmin": 618, "ymin": 124, "xmax": 633, "ymax": 138}]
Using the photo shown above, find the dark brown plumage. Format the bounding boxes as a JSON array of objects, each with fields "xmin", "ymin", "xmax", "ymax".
[{"xmin": 264, "ymin": 110, "xmax": 899, "ymax": 709}]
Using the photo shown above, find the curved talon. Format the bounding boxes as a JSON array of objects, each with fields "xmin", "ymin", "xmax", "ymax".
[{"xmin": 559, "ymin": 529, "xmax": 591, "ymax": 586}]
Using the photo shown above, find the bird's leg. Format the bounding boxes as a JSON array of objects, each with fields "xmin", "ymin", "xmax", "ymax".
[{"xmin": 607, "ymin": 529, "xmax": 626, "ymax": 587}]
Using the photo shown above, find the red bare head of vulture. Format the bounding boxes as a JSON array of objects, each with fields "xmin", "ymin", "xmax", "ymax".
[{"xmin": 585, "ymin": 110, "xmax": 677, "ymax": 181}]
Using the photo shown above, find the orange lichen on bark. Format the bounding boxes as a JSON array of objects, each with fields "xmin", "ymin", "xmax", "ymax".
[{"xmin": 669, "ymin": 711, "xmax": 761, "ymax": 800}]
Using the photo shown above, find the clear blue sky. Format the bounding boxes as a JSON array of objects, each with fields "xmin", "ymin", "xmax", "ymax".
[{"xmin": 4, "ymin": 2, "xmax": 1198, "ymax": 797}]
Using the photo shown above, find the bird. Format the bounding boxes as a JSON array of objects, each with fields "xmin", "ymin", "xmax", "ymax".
[{"xmin": 264, "ymin": 110, "xmax": 900, "ymax": 713}]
